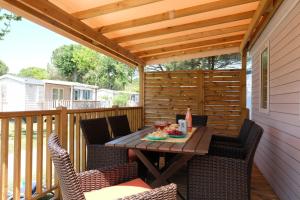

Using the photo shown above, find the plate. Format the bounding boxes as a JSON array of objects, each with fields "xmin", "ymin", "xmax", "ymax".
[
  {"xmin": 146, "ymin": 135, "xmax": 168, "ymax": 140},
  {"xmin": 168, "ymin": 134, "xmax": 187, "ymax": 138}
]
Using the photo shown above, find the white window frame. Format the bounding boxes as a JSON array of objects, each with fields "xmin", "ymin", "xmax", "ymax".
[
  {"xmin": 259, "ymin": 41, "xmax": 270, "ymax": 113},
  {"xmin": 52, "ymin": 88, "xmax": 64, "ymax": 100}
]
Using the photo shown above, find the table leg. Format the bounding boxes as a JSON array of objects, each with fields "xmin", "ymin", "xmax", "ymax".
[
  {"xmin": 152, "ymin": 154, "xmax": 194, "ymax": 187},
  {"xmin": 132, "ymin": 149, "xmax": 168, "ymax": 185}
]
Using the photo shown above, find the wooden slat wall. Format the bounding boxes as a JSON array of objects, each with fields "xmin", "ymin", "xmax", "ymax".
[
  {"xmin": 250, "ymin": 1, "xmax": 300, "ymax": 200},
  {"xmin": 204, "ymin": 70, "xmax": 242, "ymax": 135},
  {"xmin": 144, "ymin": 70, "xmax": 244, "ymax": 136},
  {"xmin": 0, "ymin": 106, "xmax": 143, "ymax": 199}
]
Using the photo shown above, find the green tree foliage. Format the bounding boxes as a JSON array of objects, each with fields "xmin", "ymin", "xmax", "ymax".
[
  {"xmin": 51, "ymin": 44, "xmax": 100, "ymax": 82},
  {"xmin": 0, "ymin": 60, "xmax": 9, "ymax": 75},
  {"xmin": 84, "ymin": 55, "xmax": 135, "ymax": 90},
  {"xmin": 146, "ymin": 53, "xmax": 242, "ymax": 71},
  {"xmin": 19, "ymin": 67, "xmax": 48, "ymax": 79},
  {"xmin": 0, "ymin": 9, "xmax": 21, "ymax": 40},
  {"xmin": 51, "ymin": 44, "xmax": 136, "ymax": 90},
  {"xmin": 112, "ymin": 93, "xmax": 129, "ymax": 106}
]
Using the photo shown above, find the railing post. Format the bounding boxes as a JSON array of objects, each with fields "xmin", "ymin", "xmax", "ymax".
[
  {"xmin": 138, "ymin": 65, "xmax": 145, "ymax": 127},
  {"xmin": 241, "ymin": 48, "xmax": 248, "ymax": 124},
  {"xmin": 57, "ymin": 106, "xmax": 68, "ymax": 149}
]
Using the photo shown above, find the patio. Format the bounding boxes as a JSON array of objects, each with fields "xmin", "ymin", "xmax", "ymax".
[{"xmin": 0, "ymin": 0, "xmax": 298, "ymax": 199}]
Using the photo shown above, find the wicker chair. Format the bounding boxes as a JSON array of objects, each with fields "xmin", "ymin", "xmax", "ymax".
[
  {"xmin": 188, "ymin": 123, "xmax": 263, "ymax": 200},
  {"xmin": 107, "ymin": 115, "xmax": 132, "ymax": 138},
  {"xmin": 48, "ymin": 133, "xmax": 177, "ymax": 200},
  {"xmin": 107, "ymin": 115, "xmax": 160, "ymax": 176},
  {"xmin": 210, "ymin": 119, "xmax": 254, "ymax": 147},
  {"xmin": 175, "ymin": 114, "xmax": 208, "ymax": 127},
  {"xmin": 80, "ymin": 117, "xmax": 128, "ymax": 170}
]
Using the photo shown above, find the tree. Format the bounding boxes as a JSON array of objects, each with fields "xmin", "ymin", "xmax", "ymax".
[
  {"xmin": 146, "ymin": 53, "xmax": 242, "ymax": 71},
  {"xmin": 0, "ymin": 60, "xmax": 9, "ymax": 75},
  {"xmin": 83, "ymin": 55, "xmax": 136, "ymax": 90},
  {"xmin": 0, "ymin": 9, "xmax": 21, "ymax": 40},
  {"xmin": 112, "ymin": 93, "xmax": 130, "ymax": 106},
  {"xmin": 19, "ymin": 67, "xmax": 48, "ymax": 79},
  {"xmin": 51, "ymin": 44, "xmax": 99, "ymax": 82},
  {"xmin": 51, "ymin": 44, "xmax": 136, "ymax": 90}
]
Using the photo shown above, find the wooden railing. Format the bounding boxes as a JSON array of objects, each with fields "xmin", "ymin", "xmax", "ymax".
[{"xmin": 0, "ymin": 106, "xmax": 143, "ymax": 200}]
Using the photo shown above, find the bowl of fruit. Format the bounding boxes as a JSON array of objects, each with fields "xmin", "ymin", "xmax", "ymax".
[{"xmin": 165, "ymin": 129, "xmax": 186, "ymax": 138}]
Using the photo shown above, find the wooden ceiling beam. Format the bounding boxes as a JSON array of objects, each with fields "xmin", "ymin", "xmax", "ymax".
[
  {"xmin": 124, "ymin": 24, "xmax": 249, "ymax": 52},
  {"xmin": 0, "ymin": 0, "xmax": 141, "ymax": 66},
  {"xmin": 72, "ymin": 0, "xmax": 163, "ymax": 20},
  {"xmin": 5, "ymin": 0, "xmax": 144, "ymax": 66},
  {"xmin": 240, "ymin": 0, "xmax": 274, "ymax": 51},
  {"xmin": 248, "ymin": 0, "xmax": 283, "ymax": 49},
  {"xmin": 113, "ymin": 11, "xmax": 255, "ymax": 43},
  {"xmin": 98, "ymin": 0, "xmax": 258, "ymax": 33},
  {"xmin": 146, "ymin": 46, "xmax": 239, "ymax": 64},
  {"xmin": 136, "ymin": 35, "xmax": 244, "ymax": 57},
  {"xmin": 143, "ymin": 42, "xmax": 241, "ymax": 61}
]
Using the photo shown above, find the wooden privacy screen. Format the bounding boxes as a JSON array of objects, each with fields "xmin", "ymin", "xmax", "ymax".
[{"xmin": 144, "ymin": 69, "xmax": 246, "ymax": 136}]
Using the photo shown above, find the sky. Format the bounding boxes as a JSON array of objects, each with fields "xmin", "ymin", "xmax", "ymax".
[{"xmin": 0, "ymin": 16, "xmax": 75, "ymax": 74}]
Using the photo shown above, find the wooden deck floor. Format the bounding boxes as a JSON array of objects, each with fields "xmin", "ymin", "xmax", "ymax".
[
  {"xmin": 251, "ymin": 166, "xmax": 279, "ymax": 200},
  {"xmin": 165, "ymin": 164, "xmax": 279, "ymax": 200}
]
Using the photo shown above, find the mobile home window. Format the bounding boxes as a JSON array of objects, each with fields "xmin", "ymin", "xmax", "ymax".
[
  {"xmin": 53, "ymin": 88, "xmax": 63, "ymax": 100},
  {"xmin": 83, "ymin": 90, "xmax": 91, "ymax": 100},
  {"xmin": 74, "ymin": 89, "xmax": 80, "ymax": 100},
  {"xmin": 260, "ymin": 46, "xmax": 269, "ymax": 111}
]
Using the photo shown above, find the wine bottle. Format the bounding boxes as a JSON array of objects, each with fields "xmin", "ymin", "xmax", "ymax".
[{"xmin": 185, "ymin": 107, "xmax": 192, "ymax": 132}]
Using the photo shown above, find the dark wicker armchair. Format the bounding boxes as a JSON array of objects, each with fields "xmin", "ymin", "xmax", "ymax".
[
  {"xmin": 108, "ymin": 115, "xmax": 160, "ymax": 176},
  {"xmin": 48, "ymin": 133, "xmax": 177, "ymax": 200},
  {"xmin": 80, "ymin": 117, "xmax": 128, "ymax": 170},
  {"xmin": 107, "ymin": 115, "xmax": 132, "ymax": 138},
  {"xmin": 176, "ymin": 114, "xmax": 208, "ymax": 127},
  {"xmin": 210, "ymin": 119, "xmax": 254, "ymax": 148},
  {"xmin": 188, "ymin": 123, "xmax": 263, "ymax": 200}
]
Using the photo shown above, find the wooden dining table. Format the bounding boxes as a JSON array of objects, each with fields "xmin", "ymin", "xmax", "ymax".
[{"xmin": 105, "ymin": 126, "xmax": 215, "ymax": 188}]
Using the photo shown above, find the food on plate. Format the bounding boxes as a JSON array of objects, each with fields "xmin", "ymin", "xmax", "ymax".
[
  {"xmin": 164, "ymin": 124, "xmax": 179, "ymax": 132},
  {"xmin": 166, "ymin": 129, "xmax": 184, "ymax": 135},
  {"xmin": 169, "ymin": 124, "xmax": 179, "ymax": 129},
  {"xmin": 148, "ymin": 130, "xmax": 167, "ymax": 138}
]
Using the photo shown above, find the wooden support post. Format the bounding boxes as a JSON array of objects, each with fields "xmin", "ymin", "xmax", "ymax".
[
  {"xmin": 57, "ymin": 106, "xmax": 68, "ymax": 149},
  {"xmin": 138, "ymin": 66, "xmax": 145, "ymax": 127},
  {"xmin": 0, "ymin": 118, "xmax": 9, "ymax": 200},
  {"xmin": 25, "ymin": 117, "xmax": 33, "ymax": 199},
  {"xmin": 241, "ymin": 48, "xmax": 247, "ymax": 120},
  {"xmin": 198, "ymin": 71, "xmax": 205, "ymax": 115}
]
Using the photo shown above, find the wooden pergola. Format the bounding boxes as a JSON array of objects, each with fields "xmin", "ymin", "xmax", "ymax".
[
  {"xmin": 0, "ymin": 0, "xmax": 282, "ymax": 134},
  {"xmin": 0, "ymin": 1, "xmax": 285, "ymax": 199},
  {"xmin": 0, "ymin": 0, "xmax": 281, "ymax": 66}
]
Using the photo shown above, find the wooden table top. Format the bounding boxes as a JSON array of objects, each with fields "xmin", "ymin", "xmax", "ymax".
[{"xmin": 105, "ymin": 126, "xmax": 214, "ymax": 155}]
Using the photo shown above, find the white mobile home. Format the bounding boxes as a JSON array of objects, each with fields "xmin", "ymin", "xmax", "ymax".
[
  {"xmin": 43, "ymin": 80, "xmax": 98, "ymax": 109},
  {"xmin": 0, "ymin": 74, "xmax": 44, "ymax": 111}
]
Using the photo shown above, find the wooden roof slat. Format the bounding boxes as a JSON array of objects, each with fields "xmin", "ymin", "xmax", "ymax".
[
  {"xmin": 98, "ymin": 0, "xmax": 258, "ymax": 33},
  {"xmin": 248, "ymin": 0, "xmax": 283, "ymax": 49},
  {"xmin": 124, "ymin": 24, "xmax": 249, "ymax": 51},
  {"xmin": 113, "ymin": 11, "xmax": 255, "ymax": 43},
  {"xmin": 72, "ymin": 0, "xmax": 164, "ymax": 20},
  {"xmin": 7, "ymin": 0, "xmax": 144, "ymax": 66},
  {"xmin": 144, "ymin": 42, "xmax": 241, "ymax": 61},
  {"xmin": 136, "ymin": 35, "xmax": 244, "ymax": 57},
  {"xmin": 240, "ymin": 0, "xmax": 273, "ymax": 51}
]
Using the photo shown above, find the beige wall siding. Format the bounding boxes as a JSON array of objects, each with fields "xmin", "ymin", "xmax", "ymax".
[
  {"xmin": 44, "ymin": 83, "xmax": 71, "ymax": 101},
  {"xmin": 250, "ymin": 1, "xmax": 300, "ymax": 199}
]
